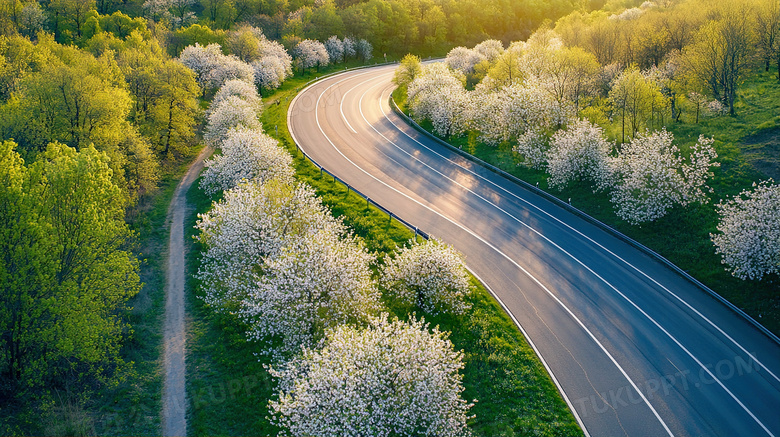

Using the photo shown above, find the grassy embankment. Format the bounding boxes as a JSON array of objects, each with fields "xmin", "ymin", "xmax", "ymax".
[
  {"xmin": 394, "ymin": 67, "xmax": 780, "ymax": 336},
  {"xmin": 185, "ymin": 63, "xmax": 583, "ymax": 436}
]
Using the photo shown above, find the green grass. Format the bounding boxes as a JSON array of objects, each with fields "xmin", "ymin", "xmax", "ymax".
[
  {"xmin": 394, "ymin": 68, "xmax": 780, "ymax": 337},
  {"xmin": 185, "ymin": 65, "xmax": 582, "ymax": 436},
  {"xmin": 89, "ymin": 149, "xmax": 205, "ymax": 436}
]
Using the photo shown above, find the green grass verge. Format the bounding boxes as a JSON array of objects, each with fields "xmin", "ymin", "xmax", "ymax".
[
  {"xmin": 185, "ymin": 66, "xmax": 582, "ymax": 436},
  {"xmin": 394, "ymin": 68, "xmax": 780, "ymax": 336}
]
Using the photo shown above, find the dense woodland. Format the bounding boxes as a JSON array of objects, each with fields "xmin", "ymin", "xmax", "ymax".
[{"xmin": 0, "ymin": 0, "xmax": 778, "ymax": 433}]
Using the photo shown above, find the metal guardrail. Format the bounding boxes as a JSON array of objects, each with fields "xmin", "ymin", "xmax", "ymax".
[
  {"xmin": 290, "ymin": 141, "xmax": 429, "ymax": 241},
  {"xmin": 283, "ymin": 61, "xmax": 430, "ymax": 241},
  {"xmin": 389, "ymin": 95, "xmax": 780, "ymax": 346}
]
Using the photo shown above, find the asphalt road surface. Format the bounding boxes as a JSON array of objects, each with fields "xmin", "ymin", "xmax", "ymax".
[{"xmin": 288, "ymin": 64, "xmax": 780, "ymax": 437}]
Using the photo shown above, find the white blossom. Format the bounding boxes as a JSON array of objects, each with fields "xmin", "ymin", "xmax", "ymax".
[
  {"xmin": 241, "ymin": 230, "xmax": 381, "ymax": 358},
  {"xmin": 211, "ymin": 79, "xmax": 262, "ymax": 115},
  {"xmin": 473, "ymin": 39, "xmax": 504, "ymax": 63},
  {"xmin": 342, "ymin": 36, "xmax": 356, "ymax": 59},
  {"xmin": 200, "ymin": 127, "xmax": 294, "ymax": 196},
  {"xmin": 195, "ymin": 180, "xmax": 345, "ymax": 311},
  {"xmin": 179, "ymin": 43, "xmax": 254, "ymax": 90},
  {"xmin": 445, "ymin": 46, "xmax": 486, "ymax": 75},
  {"xmin": 203, "ymin": 54, "xmax": 255, "ymax": 90},
  {"xmin": 268, "ymin": 314, "xmax": 474, "ymax": 437},
  {"xmin": 356, "ymin": 38, "xmax": 373, "ymax": 61},
  {"xmin": 203, "ymin": 96, "xmax": 262, "ymax": 146},
  {"xmin": 19, "ymin": 2, "xmax": 47, "ymax": 37},
  {"xmin": 178, "ymin": 43, "xmax": 223, "ymax": 89},
  {"xmin": 407, "ymin": 63, "xmax": 469, "ymax": 137},
  {"xmin": 382, "ymin": 238, "xmax": 472, "ymax": 315},
  {"xmin": 609, "ymin": 130, "xmax": 719, "ymax": 224},
  {"xmin": 475, "ymin": 80, "xmax": 572, "ymax": 168},
  {"xmin": 293, "ymin": 39, "xmax": 329, "ymax": 72},
  {"xmin": 252, "ymin": 57, "xmax": 287, "ymax": 91},
  {"xmin": 712, "ymin": 181, "xmax": 780, "ymax": 280},
  {"xmin": 324, "ymin": 36, "xmax": 344, "ymax": 63},
  {"xmin": 547, "ymin": 119, "xmax": 613, "ymax": 191}
]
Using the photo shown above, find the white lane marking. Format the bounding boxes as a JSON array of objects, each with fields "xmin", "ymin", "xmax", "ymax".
[
  {"xmin": 339, "ymin": 81, "xmax": 358, "ymax": 134},
  {"xmin": 353, "ymin": 81, "xmax": 775, "ymax": 437},
  {"xmin": 466, "ymin": 267, "xmax": 592, "ymax": 437},
  {"xmin": 379, "ymin": 85, "xmax": 780, "ymax": 388},
  {"xmin": 298, "ymin": 71, "xmax": 674, "ymax": 437}
]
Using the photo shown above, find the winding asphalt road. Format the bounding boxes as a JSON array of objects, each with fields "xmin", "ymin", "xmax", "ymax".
[{"xmin": 288, "ymin": 64, "xmax": 780, "ymax": 436}]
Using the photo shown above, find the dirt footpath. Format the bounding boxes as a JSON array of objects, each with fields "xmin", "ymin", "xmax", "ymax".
[{"xmin": 162, "ymin": 147, "xmax": 211, "ymax": 437}]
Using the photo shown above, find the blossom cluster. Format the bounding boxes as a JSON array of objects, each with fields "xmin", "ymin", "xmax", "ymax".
[
  {"xmin": 547, "ymin": 119, "xmax": 613, "ymax": 191},
  {"xmin": 194, "ymin": 56, "xmax": 474, "ymax": 431},
  {"xmin": 407, "ymin": 63, "xmax": 469, "ymax": 137},
  {"xmin": 251, "ymin": 36, "xmax": 293, "ymax": 91},
  {"xmin": 292, "ymin": 39, "xmax": 329, "ymax": 72},
  {"xmin": 178, "ymin": 43, "xmax": 254, "ymax": 90},
  {"xmin": 609, "ymin": 130, "xmax": 718, "ymax": 224},
  {"xmin": 402, "ymin": 37, "xmax": 722, "ymax": 226},
  {"xmin": 200, "ymin": 127, "xmax": 294, "ymax": 196},
  {"xmin": 268, "ymin": 314, "xmax": 474, "ymax": 437},
  {"xmin": 382, "ymin": 238, "xmax": 473, "ymax": 315},
  {"xmin": 711, "ymin": 181, "xmax": 780, "ymax": 280}
]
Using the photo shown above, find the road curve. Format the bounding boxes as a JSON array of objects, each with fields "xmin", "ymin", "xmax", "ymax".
[{"xmin": 288, "ymin": 64, "xmax": 780, "ymax": 437}]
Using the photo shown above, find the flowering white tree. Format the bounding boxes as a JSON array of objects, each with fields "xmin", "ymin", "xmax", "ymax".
[
  {"xmin": 546, "ymin": 119, "xmax": 613, "ymax": 191},
  {"xmin": 382, "ymin": 238, "xmax": 472, "ymax": 315},
  {"xmin": 408, "ymin": 63, "xmax": 469, "ymax": 137},
  {"xmin": 609, "ymin": 130, "xmax": 719, "ymax": 224},
  {"xmin": 241, "ymin": 230, "xmax": 381, "ymax": 358},
  {"xmin": 203, "ymin": 54, "xmax": 255, "ymax": 90},
  {"xmin": 258, "ymin": 37, "xmax": 293, "ymax": 74},
  {"xmin": 445, "ymin": 46, "xmax": 486, "ymax": 75},
  {"xmin": 711, "ymin": 181, "xmax": 780, "ymax": 280},
  {"xmin": 195, "ymin": 180, "xmax": 345, "ymax": 311},
  {"xmin": 356, "ymin": 38, "xmax": 373, "ymax": 62},
  {"xmin": 342, "ymin": 36, "xmax": 356, "ymax": 59},
  {"xmin": 268, "ymin": 314, "xmax": 474, "ymax": 437},
  {"xmin": 210, "ymin": 79, "xmax": 262, "ymax": 115},
  {"xmin": 324, "ymin": 36, "xmax": 345, "ymax": 63},
  {"xmin": 473, "ymin": 80, "xmax": 572, "ymax": 168},
  {"xmin": 252, "ymin": 36, "xmax": 293, "ymax": 91},
  {"xmin": 473, "ymin": 39, "xmax": 504, "ymax": 63},
  {"xmin": 178, "ymin": 43, "xmax": 223, "ymax": 89},
  {"xmin": 203, "ymin": 96, "xmax": 262, "ymax": 146},
  {"xmin": 200, "ymin": 127, "xmax": 294, "ymax": 196},
  {"xmin": 252, "ymin": 57, "xmax": 287, "ymax": 92},
  {"xmin": 293, "ymin": 39, "xmax": 329, "ymax": 73},
  {"xmin": 178, "ymin": 43, "xmax": 255, "ymax": 90}
]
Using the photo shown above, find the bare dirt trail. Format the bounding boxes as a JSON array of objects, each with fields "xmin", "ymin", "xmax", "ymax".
[{"xmin": 162, "ymin": 146, "xmax": 212, "ymax": 437}]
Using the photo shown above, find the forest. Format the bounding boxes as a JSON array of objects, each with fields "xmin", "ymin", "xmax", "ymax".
[{"xmin": 0, "ymin": 0, "xmax": 778, "ymax": 434}]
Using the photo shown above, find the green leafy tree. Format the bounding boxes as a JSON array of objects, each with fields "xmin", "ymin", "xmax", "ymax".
[
  {"xmin": 608, "ymin": 66, "xmax": 664, "ymax": 143},
  {"xmin": 684, "ymin": 4, "xmax": 754, "ymax": 115},
  {"xmin": 0, "ymin": 141, "xmax": 140, "ymax": 390},
  {"xmin": 392, "ymin": 53, "xmax": 421, "ymax": 88}
]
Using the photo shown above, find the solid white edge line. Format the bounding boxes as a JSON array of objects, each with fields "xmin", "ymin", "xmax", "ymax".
[
  {"xmin": 466, "ymin": 267, "xmax": 592, "ymax": 437},
  {"xmin": 298, "ymin": 69, "xmax": 676, "ymax": 437}
]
